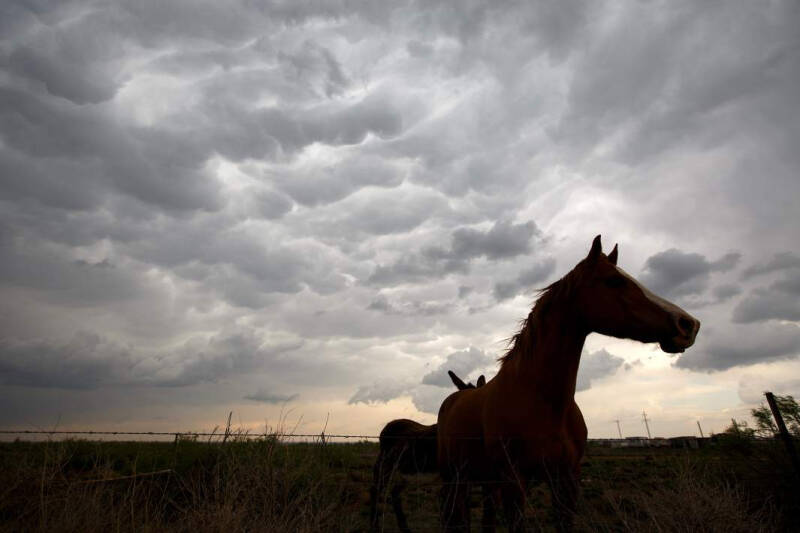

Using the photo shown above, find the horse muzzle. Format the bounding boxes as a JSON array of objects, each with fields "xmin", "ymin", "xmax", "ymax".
[{"xmin": 660, "ymin": 313, "xmax": 700, "ymax": 353}]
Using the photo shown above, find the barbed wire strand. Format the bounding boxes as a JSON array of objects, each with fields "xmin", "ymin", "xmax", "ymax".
[{"xmin": 0, "ymin": 429, "xmax": 697, "ymax": 442}]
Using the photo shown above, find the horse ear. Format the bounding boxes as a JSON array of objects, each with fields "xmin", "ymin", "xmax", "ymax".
[
  {"xmin": 608, "ymin": 244, "xmax": 618, "ymax": 265},
  {"xmin": 476, "ymin": 375, "xmax": 486, "ymax": 387},
  {"xmin": 587, "ymin": 235, "xmax": 602, "ymax": 262},
  {"xmin": 448, "ymin": 370, "xmax": 469, "ymax": 390}
]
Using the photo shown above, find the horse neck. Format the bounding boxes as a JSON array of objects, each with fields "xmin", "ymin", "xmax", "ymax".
[{"xmin": 500, "ymin": 305, "xmax": 587, "ymax": 414}]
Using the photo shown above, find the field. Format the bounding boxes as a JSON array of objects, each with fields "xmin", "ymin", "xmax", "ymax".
[{"xmin": 0, "ymin": 434, "xmax": 797, "ymax": 532}]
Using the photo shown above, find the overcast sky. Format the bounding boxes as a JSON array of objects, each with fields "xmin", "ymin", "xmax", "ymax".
[{"xmin": 1, "ymin": 0, "xmax": 799, "ymax": 439}]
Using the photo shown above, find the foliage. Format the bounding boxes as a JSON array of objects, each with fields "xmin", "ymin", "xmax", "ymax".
[{"xmin": 751, "ymin": 394, "xmax": 800, "ymax": 437}]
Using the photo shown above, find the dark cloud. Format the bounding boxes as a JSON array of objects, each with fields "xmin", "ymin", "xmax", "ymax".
[
  {"xmin": 244, "ymin": 390, "xmax": 299, "ymax": 404},
  {"xmin": 741, "ymin": 252, "xmax": 800, "ymax": 279},
  {"xmin": 493, "ymin": 257, "xmax": 556, "ymax": 301},
  {"xmin": 711, "ymin": 284, "xmax": 742, "ymax": 303},
  {"xmin": 369, "ymin": 220, "xmax": 539, "ymax": 286},
  {"xmin": 639, "ymin": 249, "xmax": 741, "ymax": 298},
  {"xmin": 451, "ymin": 220, "xmax": 540, "ymax": 260},
  {"xmin": 576, "ymin": 349, "xmax": 625, "ymax": 392},
  {"xmin": 0, "ymin": 329, "xmax": 303, "ymax": 389},
  {"xmin": 0, "ymin": 87, "xmax": 224, "ymax": 212},
  {"xmin": 0, "ymin": 0, "xmax": 798, "ymax": 431},
  {"xmin": 675, "ymin": 323, "xmax": 800, "ymax": 372},
  {"xmin": 0, "ymin": 332, "xmax": 135, "ymax": 389},
  {"xmin": 248, "ymin": 188, "xmax": 294, "ymax": 220},
  {"xmin": 732, "ymin": 271, "xmax": 800, "ymax": 323},
  {"xmin": 421, "ymin": 347, "xmax": 491, "ymax": 388}
]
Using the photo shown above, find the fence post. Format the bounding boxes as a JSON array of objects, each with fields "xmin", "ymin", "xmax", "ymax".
[{"xmin": 764, "ymin": 392, "xmax": 800, "ymax": 478}]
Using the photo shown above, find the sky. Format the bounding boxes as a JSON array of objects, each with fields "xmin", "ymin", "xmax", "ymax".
[{"xmin": 1, "ymin": 0, "xmax": 799, "ymax": 440}]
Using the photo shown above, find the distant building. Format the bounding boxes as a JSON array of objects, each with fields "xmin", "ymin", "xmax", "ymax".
[{"xmin": 670, "ymin": 436, "xmax": 696, "ymax": 449}]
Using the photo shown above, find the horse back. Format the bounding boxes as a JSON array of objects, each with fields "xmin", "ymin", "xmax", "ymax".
[{"xmin": 379, "ymin": 419, "xmax": 438, "ymax": 474}]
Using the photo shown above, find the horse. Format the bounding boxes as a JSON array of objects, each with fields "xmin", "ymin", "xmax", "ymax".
[
  {"xmin": 437, "ymin": 236, "xmax": 700, "ymax": 532},
  {"xmin": 370, "ymin": 371, "xmax": 487, "ymax": 533}
]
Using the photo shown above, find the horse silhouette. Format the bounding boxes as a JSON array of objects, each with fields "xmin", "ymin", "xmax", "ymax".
[
  {"xmin": 369, "ymin": 371, "xmax": 487, "ymax": 533},
  {"xmin": 437, "ymin": 236, "xmax": 700, "ymax": 532}
]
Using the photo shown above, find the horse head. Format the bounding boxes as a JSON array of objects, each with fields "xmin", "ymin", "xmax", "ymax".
[{"xmin": 571, "ymin": 235, "xmax": 700, "ymax": 353}]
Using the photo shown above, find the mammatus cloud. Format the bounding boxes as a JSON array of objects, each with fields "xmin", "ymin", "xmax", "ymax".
[
  {"xmin": 639, "ymin": 249, "xmax": 741, "ymax": 298},
  {"xmin": 0, "ymin": 0, "xmax": 798, "ymax": 433},
  {"xmin": 369, "ymin": 220, "xmax": 541, "ymax": 286}
]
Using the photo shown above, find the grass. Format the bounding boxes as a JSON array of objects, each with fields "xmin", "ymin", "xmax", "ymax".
[{"xmin": 0, "ymin": 435, "xmax": 795, "ymax": 532}]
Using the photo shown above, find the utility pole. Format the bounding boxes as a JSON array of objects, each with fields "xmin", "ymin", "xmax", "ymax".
[
  {"xmin": 696, "ymin": 420, "xmax": 705, "ymax": 438},
  {"xmin": 614, "ymin": 419, "xmax": 623, "ymax": 439},
  {"xmin": 642, "ymin": 411, "xmax": 652, "ymax": 439},
  {"xmin": 765, "ymin": 392, "xmax": 800, "ymax": 478}
]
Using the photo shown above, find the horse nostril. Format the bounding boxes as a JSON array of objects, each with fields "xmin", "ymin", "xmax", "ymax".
[{"xmin": 677, "ymin": 316, "xmax": 693, "ymax": 336}]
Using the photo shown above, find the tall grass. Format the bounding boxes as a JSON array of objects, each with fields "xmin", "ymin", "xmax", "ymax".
[
  {"xmin": 577, "ymin": 458, "xmax": 780, "ymax": 533},
  {"xmin": 0, "ymin": 435, "xmax": 794, "ymax": 532},
  {"xmin": 0, "ymin": 434, "xmax": 370, "ymax": 532}
]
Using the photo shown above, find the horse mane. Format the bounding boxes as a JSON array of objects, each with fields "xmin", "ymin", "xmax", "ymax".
[{"xmin": 498, "ymin": 263, "xmax": 584, "ymax": 365}]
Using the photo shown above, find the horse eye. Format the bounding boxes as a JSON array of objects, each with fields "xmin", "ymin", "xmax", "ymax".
[{"xmin": 604, "ymin": 276, "xmax": 626, "ymax": 288}]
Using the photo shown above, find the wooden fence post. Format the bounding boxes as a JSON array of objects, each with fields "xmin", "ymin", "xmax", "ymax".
[{"xmin": 764, "ymin": 392, "xmax": 800, "ymax": 478}]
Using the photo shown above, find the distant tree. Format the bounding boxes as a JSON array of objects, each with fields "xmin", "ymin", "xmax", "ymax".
[
  {"xmin": 751, "ymin": 394, "xmax": 800, "ymax": 438},
  {"xmin": 723, "ymin": 418, "xmax": 755, "ymax": 438}
]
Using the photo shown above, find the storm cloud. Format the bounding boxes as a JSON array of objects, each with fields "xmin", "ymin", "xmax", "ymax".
[
  {"xmin": 1, "ymin": 0, "xmax": 799, "ymax": 434},
  {"xmin": 639, "ymin": 249, "xmax": 741, "ymax": 299}
]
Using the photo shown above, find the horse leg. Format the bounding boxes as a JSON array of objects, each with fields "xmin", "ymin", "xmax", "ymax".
[
  {"xmin": 546, "ymin": 469, "xmax": 579, "ymax": 533},
  {"xmin": 390, "ymin": 476, "xmax": 411, "ymax": 533},
  {"xmin": 440, "ymin": 477, "xmax": 471, "ymax": 532},
  {"xmin": 480, "ymin": 484, "xmax": 499, "ymax": 533},
  {"xmin": 369, "ymin": 456, "xmax": 387, "ymax": 533}
]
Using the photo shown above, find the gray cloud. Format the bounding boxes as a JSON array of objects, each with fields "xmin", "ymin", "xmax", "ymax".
[
  {"xmin": 493, "ymin": 257, "xmax": 556, "ymax": 301},
  {"xmin": 0, "ymin": 0, "xmax": 798, "ymax": 432},
  {"xmin": 410, "ymin": 384, "xmax": 454, "ymax": 415},
  {"xmin": 369, "ymin": 220, "xmax": 539, "ymax": 286},
  {"xmin": 576, "ymin": 349, "xmax": 625, "ymax": 392},
  {"xmin": 367, "ymin": 296, "xmax": 453, "ymax": 317},
  {"xmin": 675, "ymin": 323, "xmax": 800, "ymax": 371},
  {"xmin": 711, "ymin": 284, "xmax": 742, "ymax": 303},
  {"xmin": 451, "ymin": 220, "xmax": 540, "ymax": 260},
  {"xmin": 0, "ymin": 332, "xmax": 135, "ymax": 389},
  {"xmin": 741, "ymin": 252, "xmax": 800, "ymax": 279},
  {"xmin": 421, "ymin": 347, "xmax": 492, "ymax": 388},
  {"xmin": 732, "ymin": 270, "xmax": 800, "ymax": 323},
  {"xmin": 0, "ymin": 329, "xmax": 303, "ymax": 389},
  {"xmin": 348, "ymin": 380, "xmax": 414, "ymax": 406},
  {"xmin": 244, "ymin": 390, "xmax": 299, "ymax": 404},
  {"xmin": 639, "ymin": 249, "xmax": 741, "ymax": 298}
]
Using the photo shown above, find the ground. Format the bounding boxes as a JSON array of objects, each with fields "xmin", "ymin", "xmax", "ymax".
[{"xmin": 0, "ymin": 435, "xmax": 795, "ymax": 532}]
